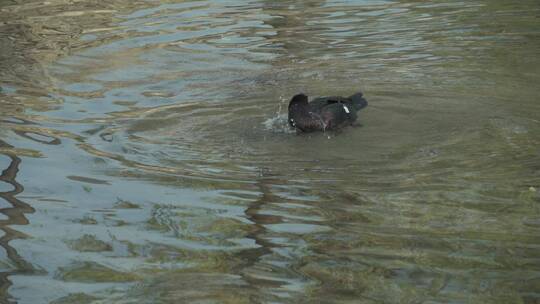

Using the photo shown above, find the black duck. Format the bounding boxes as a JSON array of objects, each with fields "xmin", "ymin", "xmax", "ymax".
[{"xmin": 288, "ymin": 92, "xmax": 368, "ymax": 132}]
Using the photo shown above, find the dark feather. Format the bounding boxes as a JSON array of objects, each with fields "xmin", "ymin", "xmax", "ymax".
[{"xmin": 288, "ymin": 92, "xmax": 368, "ymax": 132}]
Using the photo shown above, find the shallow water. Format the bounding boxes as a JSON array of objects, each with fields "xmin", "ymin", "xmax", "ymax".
[{"xmin": 1, "ymin": 0, "xmax": 539, "ymax": 303}]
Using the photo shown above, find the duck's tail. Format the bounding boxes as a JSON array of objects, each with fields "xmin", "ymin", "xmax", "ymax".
[{"xmin": 349, "ymin": 92, "xmax": 368, "ymax": 111}]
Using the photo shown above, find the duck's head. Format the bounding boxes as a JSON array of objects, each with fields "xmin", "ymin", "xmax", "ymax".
[
  {"xmin": 288, "ymin": 93, "xmax": 309, "ymax": 128},
  {"xmin": 288, "ymin": 93, "xmax": 308, "ymax": 110}
]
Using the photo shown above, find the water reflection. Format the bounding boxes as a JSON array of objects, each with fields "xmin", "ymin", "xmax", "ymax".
[
  {"xmin": 0, "ymin": 141, "xmax": 35, "ymax": 304},
  {"xmin": 0, "ymin": 0, "xmax": 539, "ymax": 303}
]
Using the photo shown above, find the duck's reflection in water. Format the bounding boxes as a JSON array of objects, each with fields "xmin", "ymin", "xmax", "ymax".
[
  {"xmin": 241, "ymin": 175, "xmax": 282, "ymax": 283},
  {"xmin": 0, "ymin": 140, "xmax": 35, "ymax": 303}
]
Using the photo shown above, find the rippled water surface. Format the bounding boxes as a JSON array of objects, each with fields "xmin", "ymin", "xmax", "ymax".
[{"xmin": 1, "ymin": 0, "xmax": 539, "ymax": 303}]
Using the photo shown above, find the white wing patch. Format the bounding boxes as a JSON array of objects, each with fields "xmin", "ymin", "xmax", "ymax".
[{"xmin": 343, "ymin": 105, "xmax": 350, "ymax": 113}]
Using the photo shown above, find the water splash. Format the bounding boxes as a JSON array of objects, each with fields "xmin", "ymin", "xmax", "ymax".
[
  {"xmin": 262, "ymin": 113, "xmax": 295, "ymax": 134},
  {"xmin": 263, "ymin": 96, "xmax": 295, "ymax": 134}
]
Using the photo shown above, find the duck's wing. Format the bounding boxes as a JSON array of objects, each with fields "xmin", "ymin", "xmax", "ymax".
[
  {"xmin": 311, "ymin": 93, "xmax": 368, "ymax": 112},
  {"xmin": 292, "ymin": 112, "xmax": 326, "ymax": 132},
  {"xmin": 320, "ymin": 102, "xmax": 358, "ymax": 130},
  {"xmin": 309, "ymin": 96, "xmax": 349, "ymax": 112}
]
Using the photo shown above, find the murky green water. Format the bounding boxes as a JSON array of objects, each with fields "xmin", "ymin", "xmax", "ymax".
[{"xmin": 1, "ymin": 0, "xmax": 539, "ymax": 303}]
